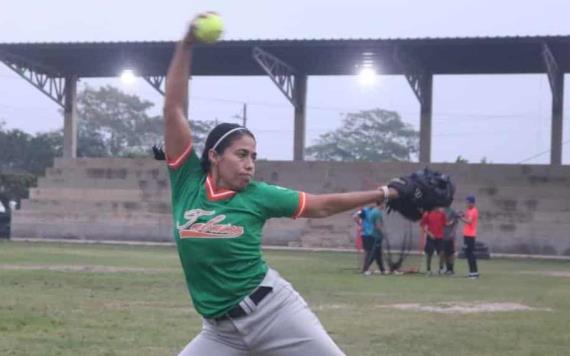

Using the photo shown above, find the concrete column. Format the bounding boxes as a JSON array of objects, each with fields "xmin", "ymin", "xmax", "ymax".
[
  {"xmin": 63, "ymin": 75, "xmax": 78, "ymax": 159},
  {"xmin": 293, "ymin": 75, "xmax": 307, "ymax": 161},
  {"xmin": 419, "ymin": 75, "xmax": 433, "ymax": 164},
  {"xmin": 550, "ymin": 73, "xmax": 564, "ymax": 166}
]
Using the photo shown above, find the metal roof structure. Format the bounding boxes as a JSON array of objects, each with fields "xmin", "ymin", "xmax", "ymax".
[
  {"xmin": 1, "ymin": 36, "xmax": 570, "ymax": 77},
  {"xmin": 0, "ymin": 36, "xmax": 567, "ymax": 164}
]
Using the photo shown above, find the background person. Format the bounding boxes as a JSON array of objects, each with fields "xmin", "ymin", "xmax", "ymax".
[
  {"xmin": 443, "ymin": 206, "xmax": 460, "ymax": 275},
  {"xmin": 420, "ymin": 208, "xmax": 446, "ymax": 275},
  {"xmin": 460, "ymin": 195, "xmax": 480, "ymax": 279},
  {"xmin": 361, "ymin": 202, "xmax": 386, "ymax": 275},
  {"xmin": 352, "ymin": 208, "xmax": 365, "ymax": 270}
]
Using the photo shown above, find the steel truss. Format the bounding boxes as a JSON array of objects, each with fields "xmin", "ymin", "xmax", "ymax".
[
  {"xmin": 144, "ymin": 75, "xmax": 165, "ymax": 95},
  {"xmin": 0, "ymin": 51, "xmax": 66, "ymax": 107},
  {"xmin": 252, "ymin": 47, "xmax": 302, "ymax": 108},
  {"xmin": 393, "ymin": 47, "xmax": 431, "ymax": 106}
]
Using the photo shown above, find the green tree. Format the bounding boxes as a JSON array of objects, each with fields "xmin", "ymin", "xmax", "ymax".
[
  {"xmin": 31, "ymin": 128, "xmax": 107, "ymax": 159},
  {"xmin": 77, "ymin": 85, "xmax": 162, "ymax": 157},
  {"xmin": 0, "ymin": 123, "xmax": 59, "ymax": 175},
  {"xmin": 2, "ymin": 86, "xmax": 218, "ymax": 173},
  {"xmin": 0, "ymin": 122, "xmax": 52, "ymax": 202},
  {"xmin": 306, "ymin": 109, "xmax": 419, "ymax": 161},
  {"xmin": 190, "ymin": 120, "xmax": 217, "ymax": 155},
  {"xmin": 455, "ymin": 155, "xmax": 469, "ymax": 163},
  {"xmin": 0, "ymin": 172, "xmax": 36, "ymax": 206},
  {"xmin": 76, "ymin": 85, "xmax": 216, "ymax": 157}
]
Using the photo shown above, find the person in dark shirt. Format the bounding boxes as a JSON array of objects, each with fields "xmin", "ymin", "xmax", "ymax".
[{"xmin": 442, "ymin": 207, "xmax": 460, "ymax": 275}]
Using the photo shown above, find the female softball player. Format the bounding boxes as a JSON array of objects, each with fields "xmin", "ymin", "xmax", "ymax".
[{"xmin": 165, "ymin": 14, "xmax": 398, "ymax": 355}]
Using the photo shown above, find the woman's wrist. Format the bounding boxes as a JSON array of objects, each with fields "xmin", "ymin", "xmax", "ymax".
[
  {"xmin": 376, "ymin": 186, "xmax": 394, "ymax": 204},
  {"xmin": 379, "ymin": 186, "xmax": 390, "ymax": 202},
  {"xmin": 180, "ymin": 38, "xmax": 194, "ymax": 49},
  {"xmin": 181, "ymin": 28, "xmax": 196, "ymax": 48},
  {"xmin": 387, "ymin": 187, "xmax": 399, "ymax": 199},
  {"xmin": 378, "ymin": 186, "xmax": 399, "ymax": 202}
]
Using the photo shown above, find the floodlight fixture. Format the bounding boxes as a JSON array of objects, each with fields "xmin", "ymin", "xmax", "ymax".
[
  {"xmin": 358, "ymin": 67, "xmax": 377, "ymax": 86},
  {"xmin": 120, "ymin": 69, "xmax": 137, "ymax": 85}
]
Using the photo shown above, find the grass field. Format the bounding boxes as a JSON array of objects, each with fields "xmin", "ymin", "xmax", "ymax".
[{"xmin": 1, "ymin": 240, "xmax": 569, "ymax": 356}]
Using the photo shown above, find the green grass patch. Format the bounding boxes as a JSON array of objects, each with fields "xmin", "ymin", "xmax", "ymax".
[{"xmin": 1, "ymin": 241, "xmax": 569, "ymax": 355}]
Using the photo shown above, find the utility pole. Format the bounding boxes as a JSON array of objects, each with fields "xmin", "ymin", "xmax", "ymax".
[{"xmin": 233, "ymin": 103, "xmax": 248, "ymax": 127}]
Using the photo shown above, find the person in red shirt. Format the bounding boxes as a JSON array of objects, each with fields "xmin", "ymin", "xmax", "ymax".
[
  {"xmin": 460, "ymin": 195, "xmax": 480, "ymax": 279},
  {"xmin": 420, "ymin": 208, "xmax": 446, "ymax": 275},
  {"xmin": 352, "ymin": 208, "xmax": 364, "ymax": 270}
]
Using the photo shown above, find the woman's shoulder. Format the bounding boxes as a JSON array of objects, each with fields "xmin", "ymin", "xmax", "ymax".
[
  {"xmin": 246, "ymin": 180, "xmax": 291, "ymax": 191},
  {"xmin": 241, "ymin": 181, "xmax": 299, "ymax": 202}
]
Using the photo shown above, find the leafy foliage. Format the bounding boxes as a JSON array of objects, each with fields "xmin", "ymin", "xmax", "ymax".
[
  {"xmin": 0, "ymin": 124, "xmax": 60, "ymax": 176},
  {"xmin": 0, "ymin": 86, "xmax": 217, "ymax": 201},
  {"xmin": 455, "ymin": 155, "xmax": 469, "ymax": 163},
  {"xmin": 0, "ymin": 172, "xmax": 36, "ymax": 205},
  {"xmin": 76, "ymin": 85, "xmax": 215, "ymax": 157},
  {"xmin": 77, "ymin": 85, "xmax": 162, "ymax": 157},
  {"xmin": 306, "ymin": 109, "xmax": 419, "ymax": 161},
  {"xmin": 190, "ymin": 120, "xmax": 217, "ymax": 155}
]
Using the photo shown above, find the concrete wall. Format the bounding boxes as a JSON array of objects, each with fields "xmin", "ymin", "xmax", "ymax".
[{"xmin": 11, "ymin": 158, "xmax": 570, "ymax": 256}]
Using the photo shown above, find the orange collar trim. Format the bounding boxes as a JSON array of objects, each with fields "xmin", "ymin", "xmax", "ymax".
[{"xmin": 205, "ymin": 175, "xmax": 237, "ymax": 201}]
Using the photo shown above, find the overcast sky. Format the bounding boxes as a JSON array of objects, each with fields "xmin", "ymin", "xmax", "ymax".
[{"xmin": 1, "ymin": 0, "xmax": 569, "ymax": 163}]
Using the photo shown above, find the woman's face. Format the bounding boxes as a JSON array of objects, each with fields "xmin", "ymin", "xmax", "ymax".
[{"xmin": 210, "ymin": 134, "xmax": 257, "ymax": 191}]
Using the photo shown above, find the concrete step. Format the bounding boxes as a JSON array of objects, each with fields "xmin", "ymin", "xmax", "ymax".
[
  {"xmin": 11, "ymin": 217, "xmax": 173, "ymax": 241},
  {"xmin": 457, "ymin": 184, "xmax": 570, "ymax": 200},
  {"xmin": 474, "ymin": 225, "xmax": 570, "ymax": 255},
  {"xmin": 53, "ymin": 157, "xmax": 164, "ymax": 170},
  {"xmin": 37, "ymin": 176, "xmax": 171, "ymax": 190},
  {"xmin": 28, "ymin": 188, "xmax": 169, "ymax": 202},
  {"xmin": 44, "ymin": 166, "xmax": 170, "ymax": 181},
  {"xmin": 480, "ymin": 210, "xmax": 570, "ymax": 224},
  {"xmin": 20, "ymin": 199, "xmax": 172, "ymax": 214},
  {"xmin": 12, "ymin": 209, "xmax": 172, "ymax": 224}
]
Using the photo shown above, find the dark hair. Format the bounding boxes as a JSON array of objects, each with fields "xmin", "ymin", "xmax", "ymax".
[{"xmin": 200, "ymin": 123, "xmax": 256, "ymax": 172}]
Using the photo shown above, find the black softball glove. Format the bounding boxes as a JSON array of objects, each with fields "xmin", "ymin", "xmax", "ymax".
[{"xmin": 386, "ymin": 168, "xmax": 455, "ymax": 221}]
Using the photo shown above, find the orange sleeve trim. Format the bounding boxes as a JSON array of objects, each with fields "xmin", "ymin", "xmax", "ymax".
[
  {"xmin": 167, "ymin": 142, "xmax": 193, "ymax": 170},
  {"xmin": 293, "ymin": 192, "xmax": 307, "ymax": 219}
]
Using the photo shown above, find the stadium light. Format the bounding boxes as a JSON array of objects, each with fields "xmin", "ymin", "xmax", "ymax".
[
  {"xmin": 120, "ymin": 69, "xmax": 137, "ymax": 85},
  {"xmin": 357, "ymin": 67, "xmax": 377, "ymax": 86}
]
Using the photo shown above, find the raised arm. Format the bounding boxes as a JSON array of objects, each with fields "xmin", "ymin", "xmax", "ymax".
[
  {"xmin": 163, "ymin": 19, "xmax": 199, "ymax": 161},
  {"xmin": 301, "ymin": 188, "xmax": 398, "ymax": 218}
]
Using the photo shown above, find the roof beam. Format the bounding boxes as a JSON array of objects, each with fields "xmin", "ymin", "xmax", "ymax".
[
  {"xmin": 252, "ymin": 47, "xmax": 307, "ymax": 160},
  {"xmin": 393, "ymin": 47, "xmax": 433, "ymax": 163},
  {"xmin": 252, "ymin": 47, "xmax": 301, "ymax": 108},
  {"xmin": 0, "ymin": 50, "xmax": 66, "ymax": 107},
  {"xmin": 393, "ymin": 47, "xmax": 431, "ymax": 106}
]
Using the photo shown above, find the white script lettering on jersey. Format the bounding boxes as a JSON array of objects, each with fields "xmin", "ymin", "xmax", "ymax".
[{"xmin": 177, "ymin": 209, "xmax": 244, "ymax": 239}]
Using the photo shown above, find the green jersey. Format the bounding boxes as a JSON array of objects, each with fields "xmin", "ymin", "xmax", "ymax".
[{"xmin": 167, "ymin": 148, "xmax": 305, "ymax": 318}]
